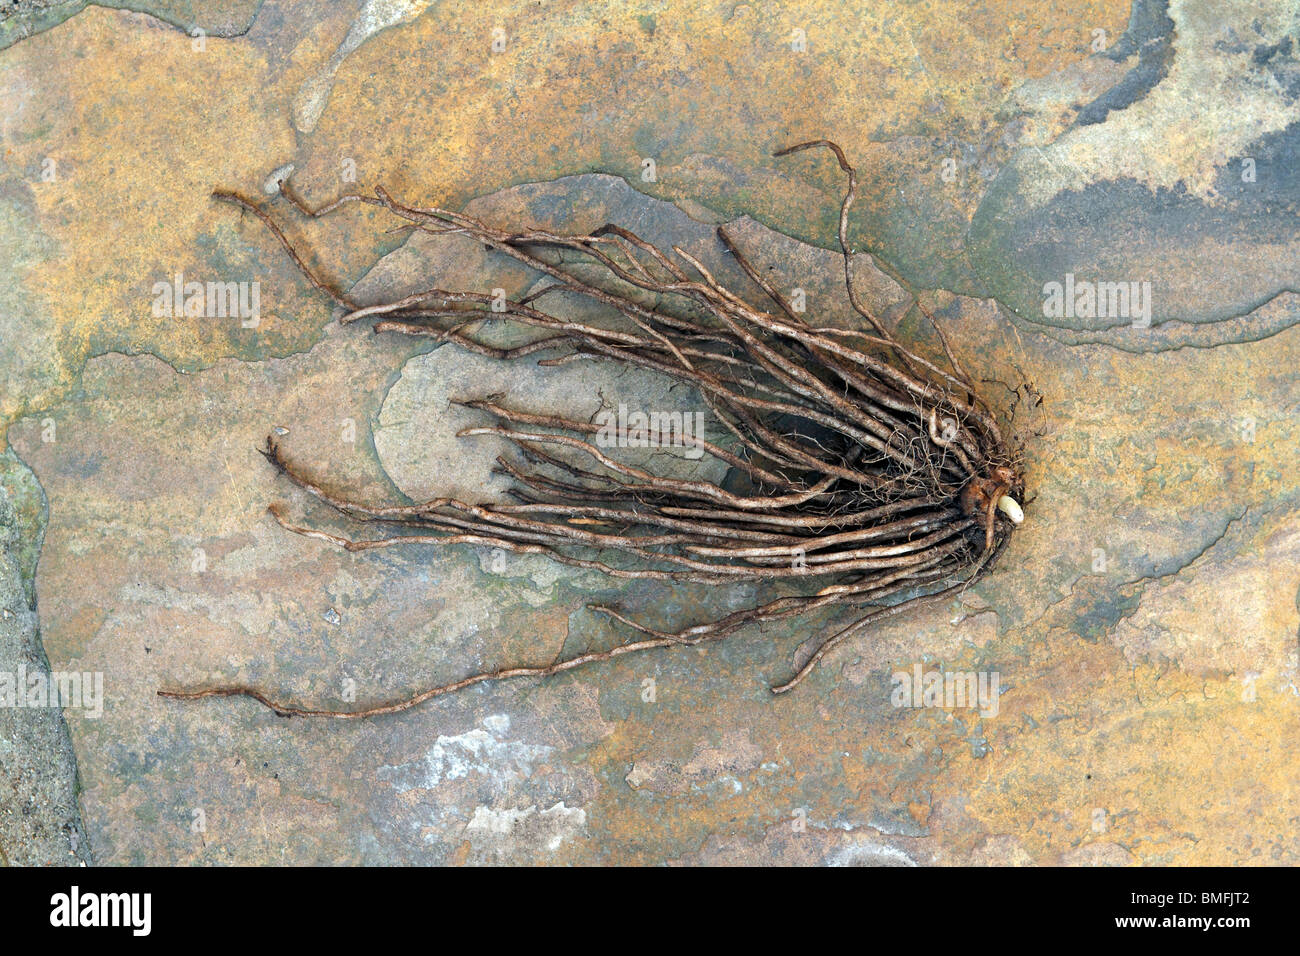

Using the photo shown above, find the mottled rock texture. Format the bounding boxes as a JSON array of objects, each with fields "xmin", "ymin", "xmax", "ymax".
[
  {"xmin": 0, "ymin": 455, "xmax": 91, "ymax": 864},
  {"xmin": 1, "ymin": 0, "xmax": 1297, "ymax": 865}
]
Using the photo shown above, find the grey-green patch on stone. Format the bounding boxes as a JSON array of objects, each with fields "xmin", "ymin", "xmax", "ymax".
[
  {"xmin": 0, "ymin": 1, "xmax": 263, "ymax": 52},
  {"xmin": 0, "ymin": 466, "xmax": 91, "ymax": 865}
]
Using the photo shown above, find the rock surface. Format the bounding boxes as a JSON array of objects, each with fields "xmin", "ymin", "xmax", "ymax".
[
  {"xmin": 0, "ymin": 458, "xmax": 91, "ymax": 865},
  {"xmin": 1, "ymin": 0, "xmax": 1297, "ymax": 865}
]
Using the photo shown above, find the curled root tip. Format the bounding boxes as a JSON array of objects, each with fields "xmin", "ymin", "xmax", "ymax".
[{"xmin": 996, "ymin": 495, "xmax": 1025, "ymax": 525}]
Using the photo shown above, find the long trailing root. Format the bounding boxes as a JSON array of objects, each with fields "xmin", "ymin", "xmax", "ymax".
[{"xmin": 160, "ymin": 141, "xmax": 1026, "ymax": 718}]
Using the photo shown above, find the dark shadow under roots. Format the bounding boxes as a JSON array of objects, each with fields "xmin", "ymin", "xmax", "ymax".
[{"xmin": 159, "ymin": 140, "xmax": 1026, "ymax": 719}]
